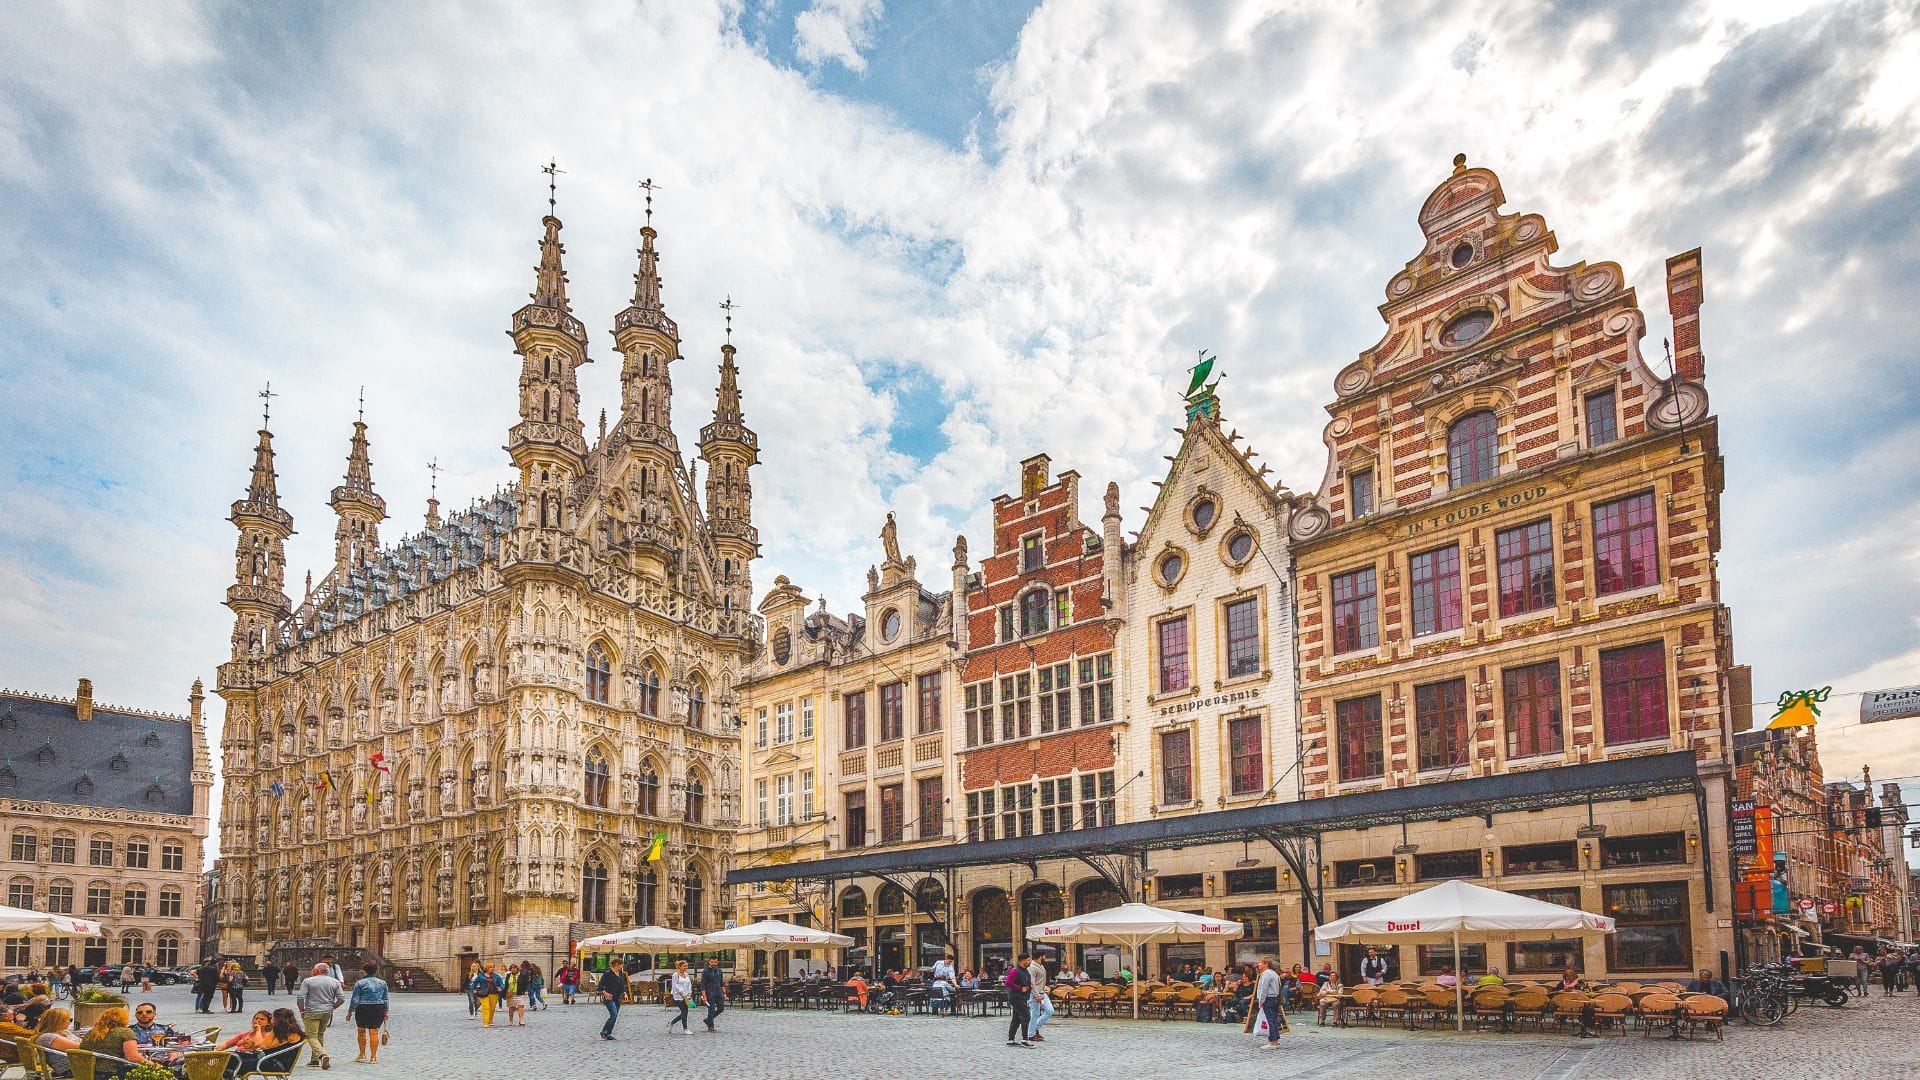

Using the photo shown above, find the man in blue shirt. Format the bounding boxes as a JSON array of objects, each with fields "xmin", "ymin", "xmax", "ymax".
[{"xmin": 129, "ymin": 1002, "xmax": 178, "ymax": 1046}]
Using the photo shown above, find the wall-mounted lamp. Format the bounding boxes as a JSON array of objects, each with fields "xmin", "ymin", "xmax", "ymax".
[
  {"xmin": 1483, "ymin": 850, "xmax": 1496, "ymax": 874},
  {"xmin": 1280, "ymin": 867, "xmax": 1292, "ymax": 885}
]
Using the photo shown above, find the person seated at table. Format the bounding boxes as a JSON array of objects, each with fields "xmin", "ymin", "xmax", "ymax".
[
  {"xmin": 1314, "ymin": 972, "xmax": 1347, "ymax": 1026},
  {"xmin": 1684, "ymin": 970, "xmax": 1729, "ymax": 997},
  {"xmin": 225, "ymin": 1009, "xmax": 305, "ymax": 1079},
  {"xmin": 1475, "ymin": 968, "xmax": 1506, "ymax": 987},
  {"xmin": 0, "ymin": 1006, "xmax": 35, "ymax": 1064},
  {"xmin": 1554, "ymin": 969, "xmax": 1584, "ymax": 992},
  {"xmin": 129, "ymin": 1001, "xmax": 181, "ymax": 1046},
  {"xmin": 80, "ymin": 1006, "xmax": 163, "ymax": 1076},
  {"xmin": 845, "ymin": 972, "xmax": 869, "ymax": 1010},
  {"xmin": 1435, "ymin": 971, "xmax": 1458, "ymax": 988},
  {"xmin": 217, "ymin": 1011, "xmax": 274, "ymax": 1054},
  {"xmin": 1195, "ymin": 968, "xmax": 1214, "ymax": 989},
  {"xmin": 33, "ymin": 1007, "xmax": 81, "ymax": 1078},
  {"xmin": 958, "ymin": 969, "xmax": 978, "ymax": 990},
  {"xmin": 928, "ymin": 974, "xmax": 954, "ymax": 1015},
  {"xmin": 1115, "ymin": 965, "xmax": 1135, "ymax": 985}
]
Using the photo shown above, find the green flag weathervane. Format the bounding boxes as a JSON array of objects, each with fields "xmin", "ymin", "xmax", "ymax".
[{"xmin": 1185, "ymin": 350, "xmax": 1222, "ymax": 420}]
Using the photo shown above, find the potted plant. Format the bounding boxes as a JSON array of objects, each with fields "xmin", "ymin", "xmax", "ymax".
[
  {"xmin": 72, "ymin": 986, "xmax": 128, "ymax": 1030},
  {"xmin": 120, "ymin": 1066, "xmax": 177, "ymax": 1080}
]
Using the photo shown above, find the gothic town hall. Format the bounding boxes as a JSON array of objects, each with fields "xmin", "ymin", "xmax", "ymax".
[{"xmin": 213, "ymin": 198, "xmax": 758, "ymax": 982}]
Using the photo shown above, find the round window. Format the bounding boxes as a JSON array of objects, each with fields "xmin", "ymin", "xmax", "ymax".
[
  {"xmin": 771, "ymin": 629, "xmax": 791, "ymax": 665},
  {"xmin": 1227, "ymin": 531, "xmax": 1255, "ymax": 563},
  {"xmin": 1440, "ymin": 308, "xmax": 1494, "ymax": 347},
  {"xmin": 1159, "ymin": 552, "xmax": 1184, "ymax": 584},
  {"xmin": 881, "ymin": 608, "xmax": 902, "ymax": 643},
  {"xmin": 1190, "ymin": 498, "xmax": 1217, "ymax": 532},
  {"xmin": 1449, "ymin": 241, "xmax": 1474, "ymax": 268}
]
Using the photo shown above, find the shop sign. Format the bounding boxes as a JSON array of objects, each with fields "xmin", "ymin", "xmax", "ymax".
[
  {"xmin": 1406, "ymin": 484, "xmax": 1549, "ymax": 537},
  {"xmin": 1820, "ymin": 901, "xmax": 1839, "ymax": 916},
  {"xmin": 1796, "ymin": 897, "xmax": 1816, "ymax": 912},
  {"xmin": 1730, "ymin": 799, "xmax": 1757, "ymax": 856},
  {"xmin": 1159, "ymin": 687, "xmax": 1261, "ymax": 718},
  {"xmin": 1861, "ymin": 685, "xmax": 1920, "ymax": 725}
]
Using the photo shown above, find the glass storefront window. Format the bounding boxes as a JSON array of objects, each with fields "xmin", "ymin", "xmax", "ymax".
[
  {"xmin": 1604, "ymin": 881, "xmax": 1690, "ymax": 972},
  {"xmin": 1508, "ymin": 887, "xmax": 1586, "ymax": 973},
  {"xmin": 1227, "ymin": 906, "xmax": 1279, "ymax": 966}
]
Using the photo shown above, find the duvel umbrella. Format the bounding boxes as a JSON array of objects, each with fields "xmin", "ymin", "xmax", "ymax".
[{"xmin": 1025, "ymin": 903, "xmax": 1244, "ymax": 1017}]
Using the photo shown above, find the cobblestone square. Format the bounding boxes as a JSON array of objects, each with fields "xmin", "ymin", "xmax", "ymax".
[{"xmin": 120, "ymin": 982, "xmax": 1920, "ymax": 1079}]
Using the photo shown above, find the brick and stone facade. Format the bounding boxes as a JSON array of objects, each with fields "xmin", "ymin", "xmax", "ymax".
[{"xmin": 1287, "ymin": 159, "xmax": 1736, "ymax": 980}]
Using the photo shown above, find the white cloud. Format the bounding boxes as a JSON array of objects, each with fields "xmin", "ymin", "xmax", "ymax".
[{"xmin": 793, "ymin": 0, "xmax": 886, "ymax": 73}]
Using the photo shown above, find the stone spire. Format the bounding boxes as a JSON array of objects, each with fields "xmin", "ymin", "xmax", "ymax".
[
  {"xmin": 509, "ymin": 164, "xmax": 589, "ymax": 534},
  {"xmin": 614, "ymin": 178, "xmax": 680, "ymax": 446},
  {"xmin": 225, "ymin": 395, "xmax": 295, "ymax": 666},
  {"xmin": 329, "ymin": 411, "xmax": 388, "ymax": 576},
  {"xmin": 701, "ymin": 327, "xmax": 760, "ymax": 622}
]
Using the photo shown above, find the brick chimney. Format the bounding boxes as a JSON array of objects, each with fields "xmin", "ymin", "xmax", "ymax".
[
  {"xmin": 1665, "ymin": 248, "xmax": 1706, "ymax": 383},
  {"xmin": 76, "ymin": 677, "xmax": 93, "ymax": 722}
]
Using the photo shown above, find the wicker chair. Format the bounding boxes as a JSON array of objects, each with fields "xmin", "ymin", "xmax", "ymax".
[
  {"xmin": 3, "ymin": 1040, "xmax": 51, "ymax": 1080},
  {"xmin": 1347, "ymin": 986, "xmax": 1379, "ymax": 1026},
  {"xmin": 1467, "ymin": 988, "xmax": 1509, "ymax": 1030},
  {"xmin": 184, "ymin": 1050, "xmax": 237, "ymax": 1080},
  {"xmin": 1509, "ymin": 989, "xmax": 1551, "ymax": 1032},
  {"xmin": 1548, "ymin": 991, "xmax": 1591, "ymax": 1034},
  {"xmin": 1374, "ymin": 987, "xmax": 1415, "ymax": 1029},
  {"xmin": 1682, "ymin": 994, "xmax": 1728, "ymax": 1041},
  {"xmin": 1635, "ymin": 993, "xmax": 1682, "ymax": 1038},
  {"xmin": 1065, "ymin": 985, "xmax": 1097, "ymax": 1018},
  {"xmin": 1589, "ymin": 993, "xmax": 1633, "ymax": 1035}
]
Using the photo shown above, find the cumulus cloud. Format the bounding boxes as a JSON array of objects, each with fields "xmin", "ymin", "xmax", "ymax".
[
  {"xmin": 3, "ymin": 0, "xmax": 1919, "ymax": 836},
  {"xmin": 794, "ymin": 0, "xmax": 887, "ymax": 72}
]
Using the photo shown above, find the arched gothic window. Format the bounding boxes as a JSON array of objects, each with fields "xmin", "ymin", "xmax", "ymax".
[
  {"xmin": 585, "ymin": 644, "xmax": 612, "ymax": 704},
  {"xmin": 635, "ymin": 867, "xmax": 658, "ymax": 924},
  {"xmin": 638, "ymin": 765, "xmax": 661, "ymax": 817},
  {"xmin": 639, "ymin": 663, "xmax": 662, "ymax": 717},
  {"xmin": 688, "ymin": 680, "xmax": 706, "ymax": 729},
  {"xmin": 1447, "ymin": 410, "xmax": 1500, "ymax": 488},
  {"xmin": 581, "ymin": 857, "xmax": 608, "ymax": 923},
  {"xmin": 840, "ymin": 886, "xmax": 868, "ymax": 918},
  {"xmin": 683, "ymin": 872, "xmax": 705, "ymax": 929},
  {"xmin": 684, "ymin": 774, "xmax": 706, "ymax": 825},
  {"xmin": 583, "ymin": 751, "xmax": 610, "ymax": 808}
]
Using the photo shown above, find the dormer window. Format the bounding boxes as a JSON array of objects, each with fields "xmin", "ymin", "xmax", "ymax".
[
  {"xmin": 146, "ymin": 782, "xmax": 166, "ymax": 803},
  {"xmin": 74, "ymin": 775, "xmax": 94, "ymax": 797},
  {"xmin": 109, "ymin": 752, "xmax": 129, "ymax": 773},
  {"xmin": 143, "ymin": 729, "xmax": 162, "ymax": 748},
  {"xmin": 36, "ymin": 744, "xmax": 55, "ymax": 766},
  {"xmin": 1021, "ymin": 534, "xmax": 1043, "ymax": 573}
]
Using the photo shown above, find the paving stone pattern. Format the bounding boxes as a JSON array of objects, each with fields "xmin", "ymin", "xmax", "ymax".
[{"xmin": 135, "ymin": 983, "xmax": 1920, "ymax": 1078}]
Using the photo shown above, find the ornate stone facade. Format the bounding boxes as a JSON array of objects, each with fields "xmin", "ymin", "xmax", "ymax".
[
  {"xmin": 0, "ymin": 678, "xmax": 211, "ymax": 970},
  {"xmin": 214, "ymin": 198, "xmax": 758, "ymax": 983}
]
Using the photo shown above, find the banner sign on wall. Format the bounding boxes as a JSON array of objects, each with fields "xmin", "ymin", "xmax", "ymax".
[
  {"xmin": 1861, "ymin": 685, "xmax": 1920, "ymax": 725},
  {"xmin": 1731, "ymin": 799, "xmax": 1758, "ymax": 857}
]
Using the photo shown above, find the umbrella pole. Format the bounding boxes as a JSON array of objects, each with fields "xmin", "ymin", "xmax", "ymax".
[
  {"xmin": 1453, "ymin": 929, "xmax": 1463, "ymax": 1033},
  {"xmin": 1132, "ymin": 939, "xmax": 1141, "ymax": 1019}
]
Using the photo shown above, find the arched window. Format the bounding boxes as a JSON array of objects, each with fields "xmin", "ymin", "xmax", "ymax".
[
  {"xmin": 1020, "ymin": 589, "xmax": 1050, "ymax": 637},
  {"xmin": 119, "ymin": 931, "xmax": 145, "ymax": 965},
  {"xmin": 684, "ymin": 774, "xmax": 706, "ymax": 825},
  {"xmin": 683, "ymin": 872, "xmax": 705, "ymax": 929},
  {"xmin": 154, "ymin": 932, "xmax": 181, "ymax": 967},
  {"xmin": 581, "ymin": 857, "xmax": 609, "ymax": 923},
  {"xmin": 639, "ymin": 663, "xmax": 662, "ymax": 717},
  {"xmin": 637, "ymin": 764, "xmax": 661, "ymax": 817},
  {"xmin": 583, "ymin": 751, "xmax": 610, "ymax": 808},
  {"xmin": 839, "ymin": 885, "xmax": 868, "ymax": 919},
  {"xmin": 635, "ymin": 867, "xmax": 657, "ymax": 925},
  {"xmin": 876, "ymin": 882, "xmax": 909, "ymax": 916},
  {"xmin": 1020, "ymin": 882, "xmax": 1064, "ymax": 931},
  {"xmin": 1447, "ymin": 410, "xmax": 1499, "ymax": 488},
  {"xmin": 688, "ymin": 680, "xmax": 707, "ymax": 729},
  {"xmin": 915, "ymin": 877, "xmax": 946, "ymax": 913},
  {"xmin": 122, "ymin": 885, "xmax": 147, "ymax": 917},
  {"xmin": 585, "ymin": 644, "xmax": 612, "ymax": 704}
]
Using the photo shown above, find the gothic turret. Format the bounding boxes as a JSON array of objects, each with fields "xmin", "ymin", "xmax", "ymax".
[
  {"xmin": 508, "ymin": 171, "xmax": 590, "ymax": 532},
  {"xmin": 328, "ymin": 416, "xmax": 387, "ymax": 577},
  {"xmin": 613, "ymin": 189, "xmax": 679, "ymax": 447},
  {"xmin": 225, "ymin": 415, "xmax": 294, "ymax": 664},
  {"xmin": 700, "ymin": 334, "xmax": 759, "ymax": 618}
]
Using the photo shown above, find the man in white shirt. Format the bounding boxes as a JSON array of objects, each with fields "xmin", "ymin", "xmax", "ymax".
[
  {"xmin": 932, "ymin": 954, "xmax": 955, "ymax": 983},
  {"xmin": 1026, "ymin": 956, "xmax": 1053, "ymax": 1042},
  {"xmin": 1255, "ymin": 958, "xmax": 1287, "ymax": 1050}
]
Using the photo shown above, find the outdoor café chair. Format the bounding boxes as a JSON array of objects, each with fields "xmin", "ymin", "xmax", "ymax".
[
  {"xmin": 183, "ymin": 1050, "xmax": 236, "ymax": 1080},
  {"xmin": 1467, "ymin": 988, "xmax": 1508, "ymax": 1030},
  {"xmin": 1374, "ymin": 987, "xmax": 1415, "ymax": 1029},
  {"xmin": 1508, "ymin": 989, "xmax": 1550, "ymax": 1032},
  {"xmin": 1547, "ymin": 991, "xmax": 1590, "ymax": 1034},
  {"xmin": 194, "ymin": 1026, "xmax": 222, "ymax": 1044},
  {"xmin": 1423, "ymin": 987, "xmax": 1463, "ymax": 1029},
  {"xmin": 1065, "ymin": 985, "xmax": 1096, "ymax": 1017},
  {"xmin": 1609, "ymin": 981, "xmax": 1643, "ymax": 996},
  {"xmin": 54, "ymin": 1050, "xmax": 94, "ymax": 1080},
  {"xmin": 1165, "ymin": 986, "xmax": 1203, "ymax": 1022},
  {"xmin": 3, "ymin": 1039, "xmax": 51, "ymax": 1080},
  {"xmin": 1634, "ymin": 993, "xmax": 1682, "ymax": 1038},
  {"xmin": 1682, "ymin": 995, "xmax": 1728, "ymax": 1040},
  {"xmin": 1347, "ymin": 986, "xmax": 1379, "ymax": 1026},
  {"xmin": 235, "ymin": 1040, "xmax": 304, "ymax": 1080},
  {"xmin": 1589, "ymin": 993, "xmax": 1633, "ymax": 1035}
]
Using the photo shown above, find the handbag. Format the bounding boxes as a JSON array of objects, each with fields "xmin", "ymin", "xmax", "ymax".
[{"xmin": 381, "ymin": 1023, "xmax": 390, "ymax": 1046}]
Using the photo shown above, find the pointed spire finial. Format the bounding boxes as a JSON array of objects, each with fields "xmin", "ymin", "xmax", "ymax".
[
  {"xmin": 639, "ymin": 176, "xmax": 660, "ymax": 226},
  {"xmin": 719, "ymin": 294, "xmax": 738, "ymax": 343},
  {"xmin": 543, "ymin": 159, "xmax": 564, "ymax": 216},
  {"xmin": 357, "ymin": 385, "xmax": 366, "ymax": 423},
  {"xmin": 259, "ymin": 382, "xmax": 278, "ymax": 428},
  {"xmin": 426, "ymin": 457, "xmax": 441, "ymax": 501}
]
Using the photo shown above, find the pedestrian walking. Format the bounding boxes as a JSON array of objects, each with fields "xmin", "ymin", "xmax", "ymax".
[
  {"xmin": 323, "ymin": 956, "xmax": 344, "ymax": 984},
  {"xmin": 559, "ymin": 963, "xmax": 577, "ymax": 1006},
  {"xmin": 504, "ymin": 962, "xmax": 529, "ymax": 1026},
  {"xmin": 1004, "ymin": 952, "xmax": 1033, "ymax": 1048},
  {"xmin": 699, "ymin": 957, "xmax": 726, "ymax": 1033},
  {"xmin": 597, "ymin": 959, "xmax": 629, "ymax": 1041},
  {"xmin": 667, "ymin": 960, "xmax": 695, "ymax": 1034},
  {"xmin": 348, "ymin": 962, "xmax": 389, "ymax": 1065},
  {"xmin": 526, "ymin": 961, "xmax": 547, "ymax": 1011},
  {"xmin": 1255, "ymin": 958, "xmax": 1287, "ymax": 1050},
  {"xmin": 261, "ymin": 961, "xmax": 280, "ymax": 997},
  {"xmin": 472, "ymin": 963, "xmax": 502, "ymax": 1027},
  {"xmin": 465, "ymin": 962, "xmax": 481, "ymax": 1017},
  {"xmin": 295, "ymin": 961, "xmax": 344, "ymax": 1070},
  {"xmin": 192, "ymin": 958, "xmax": 219, "ymax": 1014},
  {"xmin": 1026, "ymin": 954, "xmax": 1053, "ymax": 1042},
  {"xmin": 1881, "ymin": 951, "xmax": 1901, "ymax": 997},
  {"xmin": 228, "ymin": 965, "xmax": 248, "ymax": 1013},
  {"xmin": 219, "ymin": 961, "xmax": 235, "ymax": 1012}
]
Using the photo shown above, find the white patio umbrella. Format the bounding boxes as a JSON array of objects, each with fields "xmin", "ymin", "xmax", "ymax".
[
  {"xmin": 0, "ymin": 904, "xmax": 102, "ymax": 938},
  {"xmin": 697, "ymin": 919, "xmax": 856, "ymax": 999},
  {"xmin": 1314, "ymin": 879, "xmax": 1614, "ymax": 1031},
  {"xmin": 1026, "ymin": 903, "xmax": 1245, "ymax": 1018},
  {"xmin": 576, "ymin": 924, "xmax": 704, "ymax": 955}
]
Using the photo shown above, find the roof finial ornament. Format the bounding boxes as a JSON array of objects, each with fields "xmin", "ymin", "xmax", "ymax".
[
  {"xmin": 1452, "ymin": 152, "xmax": 1468, "ymax": 173},
  {"xmin": 357, "ymin": 385, "xmax": 366, "ymax": 423},
  {"xmin": 426, "ymin": 457, "xmax": 441, "ymax": 500},
  {"xmin": 259, "ymin": 382, "xmax": 278, "ymax": 427},
  {"xmin": 639, "ymin": 176, "xmax": 661, "ymax": 226},
  {"xmin": 719, "ymin": 294, "xmax": 738, "ymax": 343},
  {"xmin": 542, "ymin": 159, "xmax": 564, "ymax": 216}
]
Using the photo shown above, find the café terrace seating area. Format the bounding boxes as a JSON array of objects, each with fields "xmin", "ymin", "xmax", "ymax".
[{"xmin": 698, "ymin": 975, "xmax": 1728, "ymax": 1039}]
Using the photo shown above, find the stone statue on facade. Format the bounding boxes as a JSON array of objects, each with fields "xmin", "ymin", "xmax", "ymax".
[{"xmin": 881, "ymin": 512, "xmax": 902, "ymax": 564}]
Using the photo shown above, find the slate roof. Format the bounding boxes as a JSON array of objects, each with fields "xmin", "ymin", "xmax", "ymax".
[{"xmin": 0, "ymin": 692, "xmax": 196, "ymax": 816}]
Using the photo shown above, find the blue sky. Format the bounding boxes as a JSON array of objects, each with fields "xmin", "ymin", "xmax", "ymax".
[{"xmin": 1, "ymin": 0, "xmax": 1917, "ymax": 791}]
